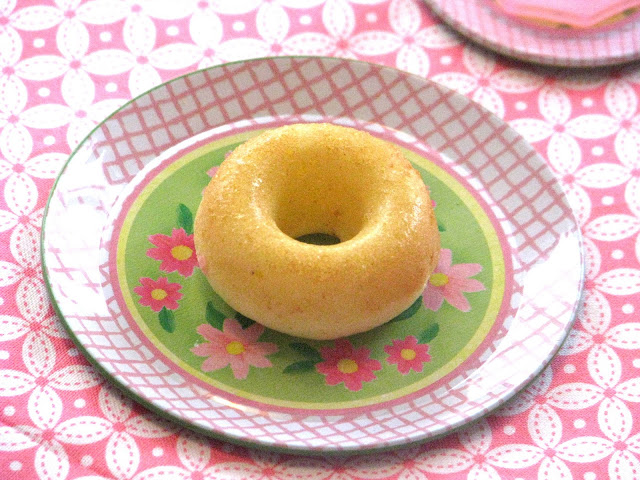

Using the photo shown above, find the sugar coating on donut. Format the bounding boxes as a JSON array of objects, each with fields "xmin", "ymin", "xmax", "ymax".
[{"xmin": 194, "ymin": 123, "xmax": 440, "ymax": 340}]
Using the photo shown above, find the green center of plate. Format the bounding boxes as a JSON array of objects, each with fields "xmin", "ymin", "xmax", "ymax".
[{"xmin": 115, "ymin": 130, "xmax": 506, "ymax": 410}]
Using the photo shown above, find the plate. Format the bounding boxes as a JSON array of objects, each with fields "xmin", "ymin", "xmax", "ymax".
[
  {"xmin": 424, "ymin": 0, "xmax": 640, "ymax": 66},
  {"xmin": 42, "ymin": 56, "xmax": 583, "ymax": 453}
]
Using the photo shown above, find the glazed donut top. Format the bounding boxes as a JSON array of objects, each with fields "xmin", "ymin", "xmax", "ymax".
[{"xmin": 194, "ymin": 123, "xmax": 440, "ymax": 339}]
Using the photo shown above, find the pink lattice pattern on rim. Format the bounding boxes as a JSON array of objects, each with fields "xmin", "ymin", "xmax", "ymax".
[
  {"xmin": 425, "ymin": 0, "xmax": 640, "ymax": 66},
  {"xmin": 42, "ymin": 57, "xmax": 583, "ymax": 452}
]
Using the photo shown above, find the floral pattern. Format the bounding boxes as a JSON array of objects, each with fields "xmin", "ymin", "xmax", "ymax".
[
  {"xmin": 423, "ymin": 248, "xmax": 485, "ymax": 312},
  {"xmin": 191, "ymin": 319, "xmax": 278, "ymax": 379},
  {"xmin": 133, "ymin": 277, "xmax": 183, "ymax": 312},
  {"xmin": 384, "ymin": 335, "xmax": 431, "ymax": 374},
  {"xmin": 315, "ymin": 339, "xmax": 382, "ymax": 391},
  {"xmin": 146, "ymin": 228, "xmax": 197, "ymax": 277},
  {"xmin": 0, "ymin": 0, "xmax": 638, "ymax": 478}
]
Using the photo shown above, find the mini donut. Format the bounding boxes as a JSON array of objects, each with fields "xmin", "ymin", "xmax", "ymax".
[{"xmin": 194, "ymin": 123, "xmax": 440, "ymax": 340}]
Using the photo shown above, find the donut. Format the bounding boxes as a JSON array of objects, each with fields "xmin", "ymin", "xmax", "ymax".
[{"xmin": 194, "ymin": 123, "xmax": 440, "ymax": 340}]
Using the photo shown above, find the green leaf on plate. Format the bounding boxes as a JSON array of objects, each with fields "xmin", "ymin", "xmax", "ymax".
[
  {"xmin": 418, "ymin": 323, "xmax": 439, "ymax": 344},
  {"xmin": 159, "ymin": 307, "xmax": 175, "ymax": 333},
  {"xmin": 206, "ymin": 301, "xmax": 225, "ymax": 330},
  {"xmin": 289, "ymin": 342, "xmax": 323, "ymax": 363},
  {"xmin": 177, "ymin": 203, "xmax": 194, "ymax": 235},
  {"xmin": 438, "ymin": 221, "xmax": 445, "ymax": 232},
  {"xmin": 235, "ymin": 312, "xmax": 255, "ymax": 329},
  {"xmin": 283, "ymin": 360, "xmax": 317, "ymax": 374},
  {"xmin": 390, "ymin": 296, "xmax": 422, "ymax": 323}
]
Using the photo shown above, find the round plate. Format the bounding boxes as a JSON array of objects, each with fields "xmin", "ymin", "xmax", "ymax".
[
  {"xmin": 424, "ymin": 0, "xmax": 640, "ymax": 66},
  {"xmin": 42, "ymin": 57, "xmax": 583, "ymax": 453}
]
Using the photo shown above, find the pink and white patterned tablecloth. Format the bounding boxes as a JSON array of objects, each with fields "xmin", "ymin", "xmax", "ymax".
[{"xmin": 1, "ymin": 0, "xmax": 640, "ymax": 479}]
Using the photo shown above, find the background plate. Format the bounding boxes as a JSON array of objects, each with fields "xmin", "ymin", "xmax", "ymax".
[
  {"xmin": 424, "ymin": 0, "xmax": 640, "ymax": 66},
  {"xmin": 42, "ymin": 57, "xmax": 583, "ymax": 453}
]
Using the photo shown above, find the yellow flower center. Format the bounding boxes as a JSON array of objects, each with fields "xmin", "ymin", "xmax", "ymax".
[
  {"xmin": 151, "ymin": 288, "xmax": 168, "ymax": 300},
  {"xmin": 171, "ymin": 245, "xmax": 193, "ymax": 261},
  {"xmin": 225, "ymin": 341, "xmax": 245, "ymax": 355},
  {"xmin": 337, "ymin": 358, "xmax": 359, "ymax": 374},
  {"xmin": 429, "ymin": 272, "xmax": 449, "ymax": 287},
  {"xmin": 400, "ymin": 348, "xmax": 417, "ymax": 361}
]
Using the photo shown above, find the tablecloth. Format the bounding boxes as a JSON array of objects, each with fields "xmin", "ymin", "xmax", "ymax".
[{"xmin": 1, "ymin": 0, "xmax": 639, "ymax": 479}]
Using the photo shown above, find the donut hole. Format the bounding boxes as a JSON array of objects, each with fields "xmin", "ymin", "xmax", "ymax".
[
  {"xmin": 296, "ymin": 233, "xmax": 342, "ymax": 245},
  {"xmin": 272, "ymin": 166, "xmax": 371, "ymax": 244}
]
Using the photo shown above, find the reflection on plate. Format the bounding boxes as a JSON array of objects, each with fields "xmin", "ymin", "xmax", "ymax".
[
  {"xmin": 424, "ymin": 0, "xmax": 640, "ymax": 66},
  {"xmin": 42, "ymin": 57, "xmax": 583, "ymax": 453}
]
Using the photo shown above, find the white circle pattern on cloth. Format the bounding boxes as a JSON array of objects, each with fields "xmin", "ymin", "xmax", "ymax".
[{"xmin": 0, "ymin": 0, "xmax": 638, "ymax": 478}]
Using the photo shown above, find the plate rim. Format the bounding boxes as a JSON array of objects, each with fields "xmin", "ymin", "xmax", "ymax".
[{"xmin": 41, "ymin": 55, "xmax": 585, "ymax": 454}]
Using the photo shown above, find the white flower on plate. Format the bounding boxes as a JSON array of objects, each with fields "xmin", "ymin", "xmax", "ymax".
[
  {"xmin": 415, "ymin": 419, "xmax": 542, "ymax": 478},
  {"xmin": 559, "ymin": 238, "xmax": 640, "ymax": 356},
  {"xmin": 97, "ymin": 385, "xmax": 177, "ymax": 480},
  {"xmin": 432, "ymin": 46, "xmax": 543, "ymax": 118}
]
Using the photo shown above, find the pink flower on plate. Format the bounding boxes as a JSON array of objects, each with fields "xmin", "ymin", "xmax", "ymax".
[
  {"xmin": 316, "ymin": 339, "xmax": 382, "ymax": 391},
  {"xmin": 384, "ymin": 335, "xmax": 431, "ymax": 374},
  {"xmin": 191, "ymin": 319, "xmax": 278, "ymax": 379},
  {"xmin": 147, "ymin": 228, "xmax": 198, "ymax": 277},
  {"xmin": 423, "ymin": 249, "xmax": 485, "ymax": 312},
  {"xmin": 134, "ymin": 277, "xmax": 183, "ymax": 312}
]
